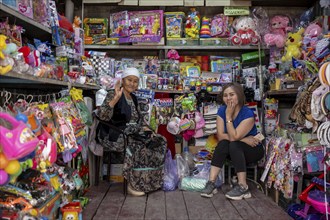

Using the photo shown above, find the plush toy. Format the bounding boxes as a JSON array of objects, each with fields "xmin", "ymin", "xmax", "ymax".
[
  {"xmin": 264, "ymin": 15, "xmax": 292, "ymax": 48},
  {"xmin": 18, "ymin": 46, "xmax": 40, "ymax": 67},
  {"xmin": 303, "ymin": 23, "xmax": 322, "ymax": 48},
  {"xmin": 231, "ymin": 16, "xmax": 259, "ymax": 46},
  {"xmin": 0, "ymin": 35, "xmax": 13, "ymax": 75},
  {"xmin": 282, "ymin": 28, "xmax": 305, "ymax": 62},
  {"xmin": 167, "ymin": 49, "xmax": 180, "ymax": 60}
]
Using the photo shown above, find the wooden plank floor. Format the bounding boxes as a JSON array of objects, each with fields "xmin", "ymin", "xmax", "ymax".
[{"xmin": 83, "ymin": 182, "xmax": 291, "ymax": 220}]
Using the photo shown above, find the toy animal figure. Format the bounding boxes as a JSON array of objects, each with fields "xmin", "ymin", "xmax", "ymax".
[
  {"xmin": 281, "ymin": 28, "xmax": 305, "ymax": 62},
  {"xmin": 73, "ymin": 16, "xmax": 82, "ymax": 29},
  {"xmin": 0, "ymin": 35, "xmax": 13, "ymax": 75},
  {"xmin": 231, "ymin": 16, "xmax": 259, "ymax": 45},
  {"xmin": 303, "ymin": 23, "xmax": 322, "ymax": 48},
  {"xmin": 264, "ymin": 15, "xmax": 292, "ymax": 48}
]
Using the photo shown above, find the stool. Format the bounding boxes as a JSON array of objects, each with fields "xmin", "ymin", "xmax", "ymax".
[{"xmin": 227, "ymin": 161, "xmax": 258, "ymax": 185}]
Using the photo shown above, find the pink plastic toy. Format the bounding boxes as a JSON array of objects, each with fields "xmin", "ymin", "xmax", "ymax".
[
  {"xmin": 307, "ymin": 190, "xmax": 330, "ymax": 214},
  {"xmin": 0, "ymin": 112, "xmax": 39, "ymax": 160},
  {"xmin": 38, "ymin": 128, "xmax": 58, "ymax": 164}
]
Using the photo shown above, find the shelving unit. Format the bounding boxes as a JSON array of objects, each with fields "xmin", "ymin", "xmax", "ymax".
[
  {"xmin": 85, "ymin": 45, "xmax": 264, "ymax": 50},
  {"xmin": 0, "ymin": 71, "xmax": 100, "ymax": 90},
  {"xmin": 0, "ymin": 3, "xmax": 51, "ymax": 40}
]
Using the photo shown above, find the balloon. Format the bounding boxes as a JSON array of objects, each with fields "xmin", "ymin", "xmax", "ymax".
[
  {"xmin": 4, "ymin": 160, "xmax": 21, "ymax": 175},
  {"xmin": 0, "ymin": 170, "xmax": 9, "ymax": 185},
  {"xmin": 0, "ymin": 153, "xmax": 9, "ymax": 169}
]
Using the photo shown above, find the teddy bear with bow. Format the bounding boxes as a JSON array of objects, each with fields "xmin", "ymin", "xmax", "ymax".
[{"xmin": 231, "ymin": 16, "xmax": 259, "ymax": 46}]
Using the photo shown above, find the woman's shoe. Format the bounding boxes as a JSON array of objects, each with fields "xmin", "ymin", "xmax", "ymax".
[{"xmin": 127, "ymin": 185, "xmax": 145, "ymax": 196}]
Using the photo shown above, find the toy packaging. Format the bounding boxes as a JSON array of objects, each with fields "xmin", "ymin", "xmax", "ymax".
[
  {"xmin": 17, "ymin": 0, "xmax": 34, "ymax": 19},
  {"xmin": 83, "ymin": 18, "xmax": 108, "ymax": 45},
  {"xmin": 109, "ymin": 11, "xmax": 129, "ymax": 38},
  {"xmin": 32, "ymin": 0, "xmax": 50, "ymax": 27},
  {"xmin": 118, "ymin": 10, "xmax": 163, "ymax": 43},
  {"xmin": 185, "ymin": 8, "xmax": 200, "ymax": 39},
  {"xmin": 210, "ymin": 14, "xmax": 230, "ymax": 38},
  {"xmin": 165, "ymin": 12, "xmax": 185, "ymax": 38},
  {"xmin": 2, "ymin": 0, "xmax": 17, "ymax": 9}
]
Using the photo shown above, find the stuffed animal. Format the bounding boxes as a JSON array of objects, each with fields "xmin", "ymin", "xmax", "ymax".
[
  {"xmin": 264, "ymin": 15, "xmax": 292, "ymax": 48},
  {"xmin": 303, "ymin": 23, "xmax": 322, "ymax": 48},
  {"xmin": 282, "ymin": 28, "xmax": 305, "ymax": 62},
  {"xmin": 231, "ymin": 16, "xmax": 259, "ymax": 46},
  {"xmin": 0, "ymin": 35, "xmax": 13, "ymax": 75}
]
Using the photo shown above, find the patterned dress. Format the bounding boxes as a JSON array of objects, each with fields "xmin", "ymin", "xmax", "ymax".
[{"xmin": 97, "ymin": 91, "xmax": 167, "ymax": 192}]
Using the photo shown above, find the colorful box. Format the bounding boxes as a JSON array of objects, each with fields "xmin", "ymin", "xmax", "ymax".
[
  {"xmin": 199, "ymin": 38, "xmax": 230, "ymax": 46},
  {"xmin": 32, "ymin": 0, "xmax": 49, "ymax": 27},
  {"xmin": 2, "ymin": 0, "xmax": 17, "ymax": 9},
  {"xmin": 83, "ymin": 18, "xmax": 108, "ymax": 43},
  {"xmin": 167, "ymin": 38, "xmax": 199, "ymax": 46},
  {"xmin": 118, "ymin": 10, "xmax": 164, "ymax": 43},
  {"xmin": 164, "ymin": 12, "xmax": 185, "ymax": 38},
  {"xmin": 107, "ymin": 38, "xmax": 119, "ymax": 45},
  {"xmin": 16, "ymin": 0, "xmax": 33, "ymax": 19},
  {"xmin": 109, "ymin": 11, "xmax": 129, "ymax": 38}
]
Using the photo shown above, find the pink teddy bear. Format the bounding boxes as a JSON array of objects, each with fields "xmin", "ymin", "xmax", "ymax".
[{"xmin": 264, "ymin": 15, "xmax": 292, "ymax": 48}]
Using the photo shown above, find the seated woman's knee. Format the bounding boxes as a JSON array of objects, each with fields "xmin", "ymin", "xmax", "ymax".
[{"xmin": 228, "ymin": 141, "xmax": 243, "ymax": 153}]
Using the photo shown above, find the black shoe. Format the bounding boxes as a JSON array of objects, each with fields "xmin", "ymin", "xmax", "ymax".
[{"xmin": 200, "ymin": 181, "xmax": 217, "ymax": 198}]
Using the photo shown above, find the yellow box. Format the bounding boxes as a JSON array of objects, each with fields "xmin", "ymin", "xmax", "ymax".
[
  {"xmin": 167, "ymin": 38, "xmax": 199, "ymax": 46},
  {"xmin": 107, "ymin": 38, "xmax": 119, "ymax": 45},
  {"xmin": 205, "ymin": 0, "xmax": 251, "ymax": 6},
  {"xmin": 199, "ymin": 38, "xmax": 230, "ymax": 46},
  {"xmin": 110, "ymin": 175, "xmax": 124, "ymax": 183}
]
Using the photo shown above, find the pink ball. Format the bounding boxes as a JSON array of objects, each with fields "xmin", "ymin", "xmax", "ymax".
[{"xmin": 0, "ymin": 170, "xmax": 9, "ymax": 185}]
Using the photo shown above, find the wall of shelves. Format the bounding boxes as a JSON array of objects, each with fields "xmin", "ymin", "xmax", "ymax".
[{"xmin": 0, "ymin": 3, "xmax": 51, "ymax": 40}]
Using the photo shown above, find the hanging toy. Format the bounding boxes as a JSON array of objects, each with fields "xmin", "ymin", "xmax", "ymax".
[{"xmin": 0, "ymin": 112, "xmax": 39, "ymax": 160}]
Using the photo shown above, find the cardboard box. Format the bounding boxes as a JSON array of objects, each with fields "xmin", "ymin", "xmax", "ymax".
[
  {"xmin": 189, "ymin": 146, "xmax": 205, "ymax": 154},
  {"xmin": 184, "ymin": 0, "xmax": 204, "ymax": 6},
  {"xmin": 139, "ymin": 0, "xmax": 183, "ymax": 6},
  {"xmin": 118, "ymin": 0, "xmax": 138, "ymax": 5},
  {"xmin": 110, "ymin": 164, "xmax": 124, "ymax": 182},
  {"xmin": 133, "ymin": 37, "xmax": 165, "ymax": 45},
  {"xmin": 199, "ymin": 38, "xmax": 230, "ymax": 46},
  {"xmin": 175, "ymin": 143, "xmax": 182, "ymax": 154},
  {"xmin": 205, "ymin": 0, "xmax": 251, "ymax": 6},
  {"xmin": 167, "ymin": 38, "xmax": 199, "ymax": 46}
]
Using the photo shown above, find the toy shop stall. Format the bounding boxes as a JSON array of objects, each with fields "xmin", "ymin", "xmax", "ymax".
[
  {"xmin": 80, "ymin": 1, "xmax": 330, "ymax": 218},
  {"xmin": 0, "ymin": 0, "xmax": 330, "ymax": 218}
]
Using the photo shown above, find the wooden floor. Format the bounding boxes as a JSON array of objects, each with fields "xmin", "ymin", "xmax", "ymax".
[{"xmin": 82, "ymin": 181, "xmax": 291, "ymax": 220}]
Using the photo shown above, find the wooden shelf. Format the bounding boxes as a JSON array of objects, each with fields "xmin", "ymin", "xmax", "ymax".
[
  {"xmin": 266, "ymin": 89, "xmax": 298, "ymax": 96},
  {"xmin": 0, "ymin": 3, "xmax": 51, "ymax": 40},
  {"xmin": 1, "ymin": 71, "xmax": 100, "ymax": 90},
  {"xmin": 153, "ymin": 89, "xmax": 220, "ymax": 94},
  {"xmin": 84, "ymin": 45, "xmax": 265, "ymax": 50}
]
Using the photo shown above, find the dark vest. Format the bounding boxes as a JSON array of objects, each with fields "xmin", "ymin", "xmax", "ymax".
[{"xmin": 96, "ymin": 93, "xmax": 140, "ymax": 142}]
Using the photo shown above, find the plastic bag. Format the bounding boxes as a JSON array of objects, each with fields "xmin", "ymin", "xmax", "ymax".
[
  {"xmin": 182, "ymin": 151, "xmax": 195, "ymax": 173},
  {"xmin": 162, "ymin": 150, "xmax": 179, "ymax": 191},
  {"xmin": 175, "ymin": 153, "xmax": 189, "ymax": 179}
]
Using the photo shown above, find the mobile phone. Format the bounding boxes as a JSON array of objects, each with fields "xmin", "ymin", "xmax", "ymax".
[{"xmin": 254, "ymin": 133, "xmax": 265, "ymax": 141}]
